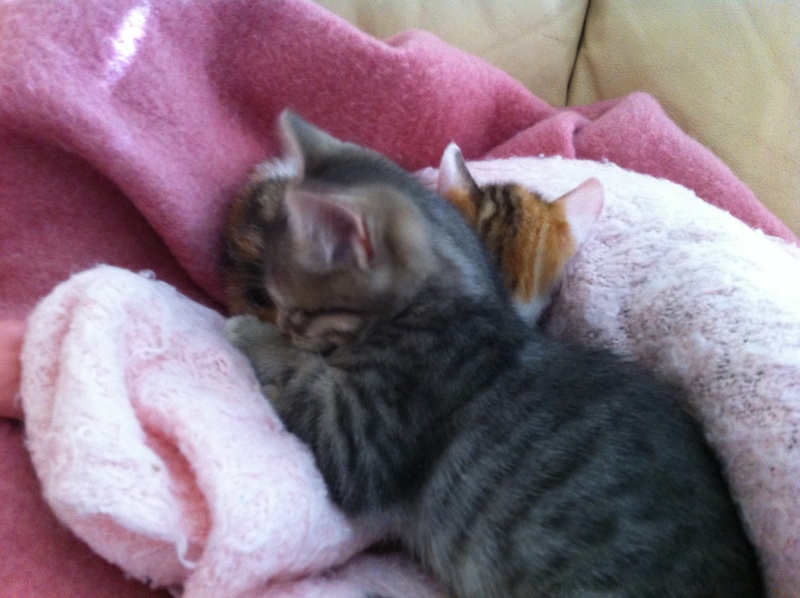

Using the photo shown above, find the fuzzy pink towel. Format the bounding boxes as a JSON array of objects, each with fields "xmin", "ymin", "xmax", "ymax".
[{"xmin": 1, "ymin": 0, "xmax": 798, "ymax": 595}]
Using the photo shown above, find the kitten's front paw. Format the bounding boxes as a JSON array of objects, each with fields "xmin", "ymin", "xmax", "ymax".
[
  {"xmin": 225, "ymin": 314, "xmax": 281, "ymax": 352},
  {"xmin": 225, "ymin": 315, "xmax": 296, "ymax": 392}
]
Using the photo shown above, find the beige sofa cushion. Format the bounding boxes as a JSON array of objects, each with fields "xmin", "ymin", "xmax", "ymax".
[
  {"xmin": 315, "ymin": 0, "xmax": 588, "ymax": 107},
  {"xmin": 570, "ymin": 0, "xmax": 800, "ymax": 236}
]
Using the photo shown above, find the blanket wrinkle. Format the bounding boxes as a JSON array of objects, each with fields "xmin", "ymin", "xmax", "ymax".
[
  {"xmin": 0, "ymin": 321, "xmax": 24, "ymax": 420},
  {"xmin": 1, "ymin": 0, "xmax": 798, "ymax": 596}
]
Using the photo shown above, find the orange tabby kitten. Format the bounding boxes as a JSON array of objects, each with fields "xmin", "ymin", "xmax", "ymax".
[{"xmin": 437, "ymin": 143, "xmax": 604, "ymax": 322}]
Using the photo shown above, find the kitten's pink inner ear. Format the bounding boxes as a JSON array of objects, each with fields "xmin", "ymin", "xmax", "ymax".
[
  {"xmin": 558, "ymin": 178, "xmax": 605, "ymax": 246},
  {"xmin": 278, "ymin": 110, "xmax": 306, "ymax": 174},
  {"xmin": 437, "ymin": 142, "xmax": 476, "ymax": 196},
  {"xmin": 287, "ymin": 189, "xmax": 373, "ymax": 271}
]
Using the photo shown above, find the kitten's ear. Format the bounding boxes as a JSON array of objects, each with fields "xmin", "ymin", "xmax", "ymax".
[
  {"xmin": 437, "ymin": 143, "xmax": 480, "ymax": 198},
  {"xmin": 554, "ymin": 178, "xmax": 605, "ymax": 246},
  {"xmin": 285, "ymin": 188, "xmax": 373, "ymax": 272},
  {"xmin": 278, "ymin": 109, "xmax": 345, "ymax": 175}
]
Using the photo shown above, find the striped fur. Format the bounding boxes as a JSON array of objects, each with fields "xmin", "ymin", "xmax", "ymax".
[
  {"xmin": 447, "ymin": 181, "xmax": 576, "ymax": 304},
  {"xmin": 223, "ymin": 111, "xmax": 763, "ymax": 598}
]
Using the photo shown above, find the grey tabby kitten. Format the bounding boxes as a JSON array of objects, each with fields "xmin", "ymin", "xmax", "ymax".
[{"xmin": 224, "ymin": 111, "xmax": 764, "ymax": 598}]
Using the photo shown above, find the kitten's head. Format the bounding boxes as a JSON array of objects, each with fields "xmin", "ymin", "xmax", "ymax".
[
  {"xmin": 232, "ymin": 112, "xmax": 492, "ymax": 352},
  {"xmin": 437, "ymin": 143, "xmax": 604, "ymax": 322}
]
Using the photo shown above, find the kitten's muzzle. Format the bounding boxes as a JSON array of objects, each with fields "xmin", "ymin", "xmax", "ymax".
[{"xmin": 277, "ymin": 308, "xmax": 364, "ymax": 353}]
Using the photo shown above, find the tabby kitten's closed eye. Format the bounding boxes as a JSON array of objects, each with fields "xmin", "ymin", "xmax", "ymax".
[
  {"xmin": 437, "ymin": 143, "xmax": 603, "ymax": 323},
  {"xmin": 223, "ymin": 110, "xmax": 763, "ymax": 598}
]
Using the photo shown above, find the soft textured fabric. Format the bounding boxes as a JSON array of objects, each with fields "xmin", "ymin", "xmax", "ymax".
[
  {"xmin": 0, "ymin": 321, "xmax": 23, "ymax": 419},
  {"xmin": 419, "ymin": 156, "xmax": 800, "ymax": 598},
  {"xmin": 1, "ymin": 0, "xmax": 797, "ymax": 596}
]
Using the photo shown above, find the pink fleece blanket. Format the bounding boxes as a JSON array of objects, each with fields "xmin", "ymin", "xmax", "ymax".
[{"xmin": 1, "ymin": 0, "xmax": 797, "ymax": 596}]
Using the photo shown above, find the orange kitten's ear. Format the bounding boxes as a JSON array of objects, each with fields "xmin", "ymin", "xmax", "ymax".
[
  {"xmin": 437, "ymin": 143, "xmax": 480, "ymax": 198},
  {"xmin": 278, "ymin": 109, "xmax": 345, "ymax": 175},
  {"xmin": 554, "ymin": 178, "xmax": 605, "ymax": 246},
  {"xmin": 285, "ymin": 188, "xmax": 373, "ymax": 272}
]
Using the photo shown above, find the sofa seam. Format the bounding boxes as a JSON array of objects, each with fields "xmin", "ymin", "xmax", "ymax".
[{"xmin": 565, "ymin": 0, "xmax": 592, "ymax": 105}]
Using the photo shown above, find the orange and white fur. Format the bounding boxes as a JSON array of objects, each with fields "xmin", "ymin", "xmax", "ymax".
[{"xmin": 437, "ymin": 143, "xmax": 604, "ymax": 323}]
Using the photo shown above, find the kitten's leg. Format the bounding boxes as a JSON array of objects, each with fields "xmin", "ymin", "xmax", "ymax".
[
  {"xmin": 224, "ymin": 314, "xmax": 399, "ymax": 515},
  {"xmin": 225, "ymin": 314, "xmax": 354, "ymax": 460},
  {"xmin": 224, "ymin": 314, "xmax": 324, "ymax": 407}
]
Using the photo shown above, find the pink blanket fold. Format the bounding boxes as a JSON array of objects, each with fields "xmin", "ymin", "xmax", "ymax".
[{"xmin": 0, "ymin": 0, "xmax": 797, "ymax": 596}]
